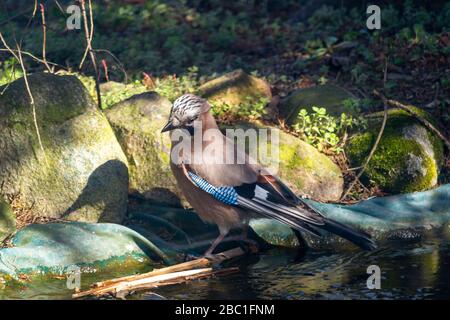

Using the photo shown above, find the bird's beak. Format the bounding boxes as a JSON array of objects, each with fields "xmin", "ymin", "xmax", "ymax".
[{"xmin": 161, "ymin": 120, "xmax": 175, "ymax": 133}]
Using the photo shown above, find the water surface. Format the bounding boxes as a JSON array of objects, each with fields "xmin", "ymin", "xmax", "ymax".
[{"xmin": 1, "ymin": 227, "xmax": 450, "ymax": 300}]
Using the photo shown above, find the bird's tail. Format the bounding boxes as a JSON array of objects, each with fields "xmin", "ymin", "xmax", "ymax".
[
  {"xmin": 319, "ymin": 218, "xmax": 377, "ymax": 250},
  {"xmin": 297, "ymin": 200, "xmax": 377, "ymax": 250},
  {"xmin": 237, "ymin": 196, "xmax": 376, "ymax": 250}
]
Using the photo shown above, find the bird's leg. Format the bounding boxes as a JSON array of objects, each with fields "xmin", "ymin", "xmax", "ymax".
[
  {"xmin": 242, "ymin": 223, "xmax": 250, "ymax": 240},
  {"xmin": 239, "ymin": 223, "xmax": 259, "ymax": 253},
  {"xmin": 203, "ymin": 225, "xmax": 259, "ymax": 258},
  {"xmin": 203, "ymin": 231, "xmax": 228, "ymax": 257}
]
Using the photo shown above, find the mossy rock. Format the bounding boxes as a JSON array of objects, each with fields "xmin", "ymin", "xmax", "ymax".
[
  {"xmin": 221, "ymin": 122, "xmax": 344, "ymax": 201},
  {"xmin": 105, "ymin": 92, "xmax": 185, "ymax": 207},
  {"xmin": 0, "ymin": 73, "xmax": 129, "ymax": 223},
  {"xmin": 0, "ymin": 196, "xmax": 15, "ymax": 242},
  {"xmin": 279, "ymin": 84, "xmax": 357, "ymax": 125},
  {"xmin": 196, "ymin": 69, "xmax": 272, "ymax": 112},
  {"xmin": 346, "ymin": 107, "xmax": 444, "ymax": 193}
]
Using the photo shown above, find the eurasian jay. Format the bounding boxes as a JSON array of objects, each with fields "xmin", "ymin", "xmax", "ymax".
[{"xmin": 162, "ymin": 94, "xmax": 376, "ymax": 256}]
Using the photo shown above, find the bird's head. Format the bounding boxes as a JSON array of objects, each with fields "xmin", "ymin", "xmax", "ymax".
[{"xmin": 161, "ymin": 94, "xmax": 211, "ymax": 133}]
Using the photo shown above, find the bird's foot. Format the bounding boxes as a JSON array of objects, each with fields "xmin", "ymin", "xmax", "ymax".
[
  {"xmin": 202, "ymin": 253, "xmax": 219, "ymax": 261},
  {"xmin": 183, "ymin": 253, "xmax": 202, "ymax": 262},
  {"xmin": 239, "ymin": 238, "xmax": 259, "ymax": 254}
]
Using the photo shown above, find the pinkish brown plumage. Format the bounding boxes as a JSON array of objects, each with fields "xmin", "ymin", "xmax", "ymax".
[{"xmin": 162, "ymin": 94, "xmax": 376, "ymax": 256}]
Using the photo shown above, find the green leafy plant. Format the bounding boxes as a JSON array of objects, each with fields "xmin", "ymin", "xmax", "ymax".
[
  {"xmin": 292, "ymin": 106, "xmax": 364, "ymax": 153},
  {"xmin": 0, "ymin": 58, "xmax": 23, "ymax": 86},
  {"xmin": 212, "ymin": 96, "xmax": 269, "ymax": 122}
]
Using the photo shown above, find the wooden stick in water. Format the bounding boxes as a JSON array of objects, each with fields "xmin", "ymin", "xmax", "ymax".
[{"xmin": 73, "ymin": 247, "xmax": 245, "ymax": 299}]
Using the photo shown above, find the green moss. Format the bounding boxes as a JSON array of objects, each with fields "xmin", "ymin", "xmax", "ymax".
[
  {"xmin": 346, "ymin": 131, "xmax": 374, "ymax": 164},
  {"xmin": 364, "ymin": 136, "xmax": 427, "ymax": 192},
  {"xmin": 369, "ymin": 105, "xmax": 437, "ymax": 126},
  {"xmin": 346, "ymin": 109, "xmax": 443, "ymax": 193},
  {"xmin": 428, "ymin": 129, "xmax": 445, "ymax": 168}
]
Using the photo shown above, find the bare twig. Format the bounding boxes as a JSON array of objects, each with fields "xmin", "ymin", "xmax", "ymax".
[
  {"xmin": 101, "ymin": 59, "xmax": 109, "ymax": 82},
  {"xmin": 0, "ymin": 33, "xmax": 19, "ymax": 60},
  {"xmin": 94, "ymin": 49, "xmax": 129, "ymax": 82},
  {"xmin": 17, "ymin": 0, "xmax": 38, "ymax": 48},
  {"xmin": 0, "ymin": 48, "xmax": 65, "ymax": 69},
  {"xmin": 52, "ymin": 0, "xmax": 66, "ymax": 16},
  {"xmin": 340, "ymin": 59, "xmax": 389, "ymax": 201},
  {"xmin": 16, "ymin": 44, "xmax": 48, "ymax": 165},
  {"xmin": 340, "ymin": 95, "xmax": 388, "ymax": 201},
  {"xmin": 39, "ymin": 3, "xmax": 52, "ymax": 73},
  {"xmin": 78, "ymin": 0, "xmax": 94, "ymax": 70},
  {"xmin": 1, "ymin": 33, "xmax": 48, "ymax": 161},
  {"xmin": 79, "ymin": 0, "xmax": 102, "ymax": 109},
  {"xmin": 373, "ymin": 91, "xmax": 450, "ymax": 150}
]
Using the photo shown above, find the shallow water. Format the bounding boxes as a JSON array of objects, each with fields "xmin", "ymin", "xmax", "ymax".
[{"xmin": 1, "ymin": 227, "xmax": 450, "ymax": 300}]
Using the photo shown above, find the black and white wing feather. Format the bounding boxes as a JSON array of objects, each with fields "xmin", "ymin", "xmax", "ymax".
[{"xmin": 186, "ymin": 168, "xmax": 376, "ymax": 250}]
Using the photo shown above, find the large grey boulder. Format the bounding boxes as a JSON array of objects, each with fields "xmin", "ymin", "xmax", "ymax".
[{"xmin": 0, "ymin": 73, "xmax": 129, "ymax": 223}]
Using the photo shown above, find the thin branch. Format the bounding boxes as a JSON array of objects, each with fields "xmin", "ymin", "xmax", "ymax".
[
  {"xmin": 18, "ymin": 0, "xmax": 38, "ymax": 48},
  {"xmin": 52, "ymin": 0, "xmax": 66, "ymax": 16},
  {"xmin": 101, "ymin": 59, "xmax": 109, "ymax": 82},
  {"xmin": 340, "ymin": 92, "xmax": 388, "ymax": 201},
  {"xmin": 373, "ymin": 91, "xmax": 450, "ymax": 150},
  {"xmin": 79, "ymin": 0, "xmax": 102, "ymax": 109},
  {"xmin": 0, "ymin": 32, "xmax": 19, "ymax": 60},
  {"xmin": 15, "ymin": 44, "xmax": 49, "ymax": 165},
  {"xmin": 340, "ymin": 58, "xmax": 389, "ymax": 201},
  {"xmin": 0, "ymin": 48, "xmax": 65, "ymax": 69},
  {"xmin": 0, "ymin": 7, "xmax": 35, "ymax": 27},
  {"xmin": 78, "ymin": 0, "xmax": 94, "ymax": 70},
  {"xmin": 39, "ymin": 3, "xmax": 52, "ymax": 73},
  {"xmin": 94, "ymin": 49, "xmax": 129, "ymax": 82}
]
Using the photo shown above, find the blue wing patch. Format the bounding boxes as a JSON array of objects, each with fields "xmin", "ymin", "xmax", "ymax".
[{"xmin": 188, "ymin": 171, "xmax": 238, "ymax": 205}]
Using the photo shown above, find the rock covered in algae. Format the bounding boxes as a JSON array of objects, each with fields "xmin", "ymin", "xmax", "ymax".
[
  {"xmin": 0, "ymin": 73, "xmax": 129, "ymax": 223},
  {"xmin": 346, "ymin": 107, "xmax": 444, "ymax": 193}
]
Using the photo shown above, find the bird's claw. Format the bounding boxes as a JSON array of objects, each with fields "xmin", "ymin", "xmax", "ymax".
[{"xmin": 240, "ymin": 239, "xmax": 259, "ymax": 254}]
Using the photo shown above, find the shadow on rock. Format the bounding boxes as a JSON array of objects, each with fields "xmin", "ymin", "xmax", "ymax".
[{"xmin": 63, "ymin": 160, "xmax": 129, "ymax": 223}]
